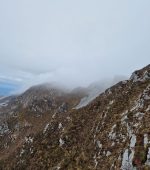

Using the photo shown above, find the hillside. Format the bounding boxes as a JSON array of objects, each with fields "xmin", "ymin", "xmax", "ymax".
[{"xmin": 0, "ymin": 65, "xmax": 150, "ymax": 170}]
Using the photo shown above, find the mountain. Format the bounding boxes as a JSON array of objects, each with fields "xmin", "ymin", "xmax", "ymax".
[
  {"xmin": 75, "ymin": 76, "xmax": 126, "ymax": 109},
  {"xmin": 0, "ymin": 65, "xmax": 150, "ymax": 170}
]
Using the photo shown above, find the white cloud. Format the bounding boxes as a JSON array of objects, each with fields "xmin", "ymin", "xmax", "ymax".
[{"xmin": 0, "ymin": 0, "xmax": 150, "ymax": 93}]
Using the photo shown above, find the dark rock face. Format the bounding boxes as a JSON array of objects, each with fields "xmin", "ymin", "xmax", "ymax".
[{"xmin": 0, "ymin": 65, "xmax": 150, "ymax": 170}]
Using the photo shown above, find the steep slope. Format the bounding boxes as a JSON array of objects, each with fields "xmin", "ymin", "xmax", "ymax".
[
  {"xmin": 0, "ymin": 65, "xmax": 150, "ymax": 170},
  {"xmin": 75, "ymin": 77, "xmax": 126, "ymax": 109},
  {"xmin": 0, "ymin": 84, "xmax": 86, "ymax": 168}
]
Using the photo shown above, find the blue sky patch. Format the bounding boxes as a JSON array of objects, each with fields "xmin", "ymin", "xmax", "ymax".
[{"xmin": 0, "ymin": 82, "xmax": 20, "ymax": 96}]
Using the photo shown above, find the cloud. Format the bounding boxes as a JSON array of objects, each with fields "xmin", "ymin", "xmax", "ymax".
[{"xmin": 0, "ymin": 0, "xmax": 150, "ymax": 94}]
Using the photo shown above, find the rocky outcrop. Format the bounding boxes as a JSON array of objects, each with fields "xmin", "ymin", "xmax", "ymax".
[{"xmin": 0, "ymin": 64, "xmax": 150, "ymax": 170}]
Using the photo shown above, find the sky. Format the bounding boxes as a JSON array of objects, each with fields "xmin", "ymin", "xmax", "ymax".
[{"xmin": 0, "ymin": 0, "xmax": 150, "ymax": 95}]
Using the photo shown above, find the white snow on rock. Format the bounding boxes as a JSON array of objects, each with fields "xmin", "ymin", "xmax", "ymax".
[
  {"xmin": 144, "ymin": 94, "xmax": 150, "ymax": 100},
  {"xmin": 108, "ymin": 124, "xmax": 116, "ymax": 140},
  {"xmin": 133, "ymin": 123, "xmax": 140, "ymax": 128},
  {"xmin": 111, "ymin": 142, "xmax": 115, "ymax": 146},
  {"xmin": 130, "ymin": 85, "xmax": 150, "ymax": 112},
  {"xmin": 121, "ymin": 110, "xmax": 129, "ymax": 124},
  {"xmin": 144, "ymin": 134, "xmax": 149, "ymax": 147},
  {"xmin": 106, "ymin": 151, "xmax": 111, "ymax": 157},
  {"xmin": 121, "ymin": 120, "xmax": 137, "ymax": 168},
  {"xmin": 146, "ymin": 105, "xmax": 150, "ymax": 112},
  {"xmin": 131, "ymin": 98, "xmax": 144, "ymax": 112},
  {"xmin": 146, "ymin": 148, "xmax": 150, "ymax": 166},
  {"xmin": 59, "ymin": 138, "xmax": 65, "ymax": 147},
  {"xmin": 11, "ymin": 134, "xmax": 17, "ymax": 142},
  {"xmin": 143, "ymin": 85, "xmax": 150, "ymax": 100},
  {"xmin": 96, "ymin": 140, "xmax": 102, "ymax": 149},
  {"xmin": 20, "ymin": 148, "xmax": 25, "ymax": 157},
  {"xmin": 121, "ymin": 134, "xmax": 136, "ymax": 169},
  {"xmin": 0, "ymin": 123, "xmax": 9, "ymax": 135},
  {"xmin": 134, "ymin": 112, "xmax": 144, "ymax": 120},
  {"xmin": 121, "ymin": 110, "xmax": 128, "ymax": 116},
  {"xmin": 107, "ymin": 89, "xmax": 112, "ymax": 95},
  {"xmin": 30, "ymin": 147, "xmax": 34, "ymax": 154},
  {"xmin": 130, "ymin": 134, "xmax": 136, "ymax": 148},
  {"xmin": 25, "ymin": 136, "xmax": 34, "ymax": 143},
  {"xmin": 128, "ymin": 149, "xmax": 135, "ymax": 168},
  {"xmin": 52, "ymin": 112, "xmax": 56, "ymax": 119},
  {"xmin": 121, "ymin": 115, "xmax": 128, "ymax": 123},
  {"xmin": 93, "ymin": 154, "xmax": 98, "ymax": 168},
  {"xmin": 127, "ymin": 123, "xmax": 134, "ymax": 138},
  {"xmin": 121, "ymin": 149, "xmax": 129, "ymax": 169},
  {"xmin": 130, "ymin": 72, "xmax": 139, "ymax": 82},
  {"xmin": 43, "ymin": 123, "xmax": 50, "ymax": 134},
  {"xmin": 56, "ymin": 166, "xmax": 61, "ymax": 170},
  {"xmin": 130, "ymin": 70, "xmax": 150, "ymax": 82},
  {"xmin": 109, "ymin": 100, "xmax": 114, "ymax": 105},
  {"xmin": 121, "ymin": 149, "xmax": 133, "ymax": 170},
  {"xmin": 58, "ymin": 123, "xmax": 63, "ymax": 129}
]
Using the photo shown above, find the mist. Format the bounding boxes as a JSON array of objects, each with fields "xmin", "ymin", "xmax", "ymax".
[{"xmin": 0, "ymin": 0, "xmax": 150, "ymax": 94}]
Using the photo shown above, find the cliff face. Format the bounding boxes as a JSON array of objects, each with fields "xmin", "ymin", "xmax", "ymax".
[{"xmin": 0, "ymin": 65, "xmax": 150, "ymax": 170}]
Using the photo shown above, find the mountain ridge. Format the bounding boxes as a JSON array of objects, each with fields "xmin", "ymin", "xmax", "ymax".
[{"xmin": 0, "ymin": 64, "xmax": 150, "ymax": 170}]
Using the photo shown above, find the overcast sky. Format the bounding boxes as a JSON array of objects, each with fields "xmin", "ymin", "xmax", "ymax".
[{"xmin": 0, "ymin": 0, "xmax": 150, "ymax": 93}]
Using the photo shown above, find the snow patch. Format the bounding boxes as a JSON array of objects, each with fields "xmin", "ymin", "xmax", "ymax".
[
  {"xmin": 130, "ymin": 134, "xmax": 136, "ymax": 148},
  {"xmin": 56, "ymin": 166, "xmax": 61, "ymax": 170},
  {"xmin": 134, "ymin": 112, "xmax": 144, "ymax": 120},
  {"xmin": 25, "ymin": 136, "xmax": 33, "ymax": 143},
  {"xmin": 108, "ymin": 124, "xmax": 116, "ymax": 140},
  {"xmin": 96, "ymin": 140, "xmax": 102, "ymax": 149},
  {"xmin": 111, "ymin": 142, "xmax": 115, "ymax": 146},
  {"xmin": 106, "ymin": 151, "xmax": 111, "ymax": 157},
  {"xmin": 121, "ymin": 110, "xmax": 129, "ymax": 124},
  {"xmin": 93, "ymin": 154, "xmax": 98, "ymax": 168},
  {"xmin": 144, "ymin": 134, "xmax": 149, "ymax": 147},
  {"xmin": 146, "ymin": 148, "xmax": 150, "ymax": 166},
  {"xmin": 121, "ymin": 134, "xmax": 136, "ymax": 169},
  {"xmin": 146, "ymin": 105, "xmax": 150, "ymax": 112},
  {"xmin": 43, "ymin": 123, "xmax": 50, "ymax": 134},
  {"xmin": 121, "ymin": 149, "xmax": 133, "ymax": 170},
  {"xmin": 59, "ymin": 138, "xmax": 65, "ymax": 147},
  {"xmin": 20, "ymin": 148, "xmax": 25, "ymax": 157},
  {"xmin": 58, "ymin": 123, "xmax": 63, "ymax": 129},
  {"xmin": 121, "ymin": 149, "xmax": 129, "ymax": 169},
  {"xmin": 121, "ymin": 115, "xmax": 128, "ymax": 123},
  {"xmin": 0, "ymin": 123, "xmax": 9, "ymax": 135},
  {"xmin": 109, "ymin": 100, "xmax": 114, "ymax": 105},
  {"xmin": 144, "ymin": 94, "xmax": 150, "ymax": 100},
  {"xmin": 131, "ymin": 98, "xmax": 144, "ymax": 112},
  {"xmin": 130, "ymin": 70, "xmax": 150, "ymax": 82}
]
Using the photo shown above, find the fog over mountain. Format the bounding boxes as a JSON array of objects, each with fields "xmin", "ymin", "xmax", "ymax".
[
  {"xmin": 0, "ymin": 1, "xmax": 150, "ymax": 169},
  {"xmin": 0, "ymin": 0, "xmax": 150, "ymax": 94}
]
